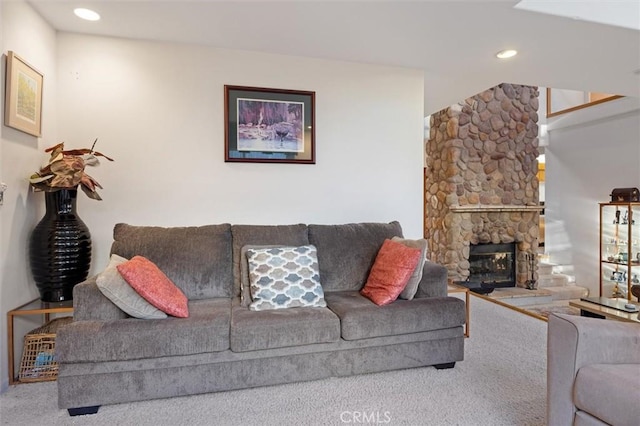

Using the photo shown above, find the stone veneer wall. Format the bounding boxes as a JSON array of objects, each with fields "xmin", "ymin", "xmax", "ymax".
[{"xmin": 425, "ymin": 84, "xmax": 540, "ymax": 286}]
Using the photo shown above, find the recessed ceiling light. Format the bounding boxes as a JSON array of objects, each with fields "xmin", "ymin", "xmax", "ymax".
[
  {"xmin": 74, "ymin": 8, "xmax": 101, "ymax": 21},
  {"xmin": 496, "ymin": 49, "xmax": 518, "ymax": 59}
]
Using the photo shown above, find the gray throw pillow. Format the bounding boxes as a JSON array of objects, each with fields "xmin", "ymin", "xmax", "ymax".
[
  {"xmin": 96, "ymin": 254, "xmax": 168, "ymax": 319},
  {"xmin": 392, "ymin": 236, "xmax": 428, "ymax": 300},
  {"xmin": 240, "ymin": 245, "xmax": 282, "ymax": 307},
  {"xmin": 231, "ymin": 224, "xmax": 309, "ymax": 300}
]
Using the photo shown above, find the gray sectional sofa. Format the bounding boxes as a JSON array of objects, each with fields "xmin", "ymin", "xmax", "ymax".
[{"xmin": 56, "ymin": 221, "xmax": 466, "ymax": 415}]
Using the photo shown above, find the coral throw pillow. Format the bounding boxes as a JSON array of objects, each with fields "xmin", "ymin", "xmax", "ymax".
[
  {"xmin": 117, "ymin": 255, "xmax": 189, "ymax": 318},
  {"xmin": 360, "ymin": 239, "xmax": 422, "ymax": 306}
]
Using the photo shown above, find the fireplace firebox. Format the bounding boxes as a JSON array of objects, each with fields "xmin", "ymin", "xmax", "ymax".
[{"xmin": 457, "ymin": 242, "xmax": 517, "ymax": 294}]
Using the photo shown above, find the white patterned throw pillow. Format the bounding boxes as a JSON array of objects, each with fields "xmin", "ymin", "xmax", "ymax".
[{"xmin": 246, "ymin": 245, "xmax": 326, "ymax": 311}]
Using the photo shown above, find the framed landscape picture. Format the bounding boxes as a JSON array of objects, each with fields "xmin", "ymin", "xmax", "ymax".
[
  {"xmin": 4, "ymin": 51, "xmax": 43, "ymax": 137},
  {"xmin": 224, "ymin": 85, "xmax": 315, "ymax": 164}
]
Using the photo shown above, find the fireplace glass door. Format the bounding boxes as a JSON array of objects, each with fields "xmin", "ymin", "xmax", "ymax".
[{"xmin": 468, "ymin": 242, "xmax": 516, "ymax": 286}]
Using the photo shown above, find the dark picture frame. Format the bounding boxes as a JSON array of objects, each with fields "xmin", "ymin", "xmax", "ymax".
[{"xmin": 224, "ymin": 85, "xmax": 315, "ymax": 164}]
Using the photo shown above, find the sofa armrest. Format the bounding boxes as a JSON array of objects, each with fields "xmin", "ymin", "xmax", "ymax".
[
  {"xmin": 72, "ymin": 277, "xmax": 128, "ymax": 321},
  {"xmin": 547, "ymin": 313, "xmax": 640, "ymax": 426},
  {"xmin": 413, "ymin": 260, "xmax": 448, "ymax": 298}
]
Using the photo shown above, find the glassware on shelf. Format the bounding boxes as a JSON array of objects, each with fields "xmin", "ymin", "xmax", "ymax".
[
  {"xmin": 600, "ymin": 202, "xmax": 639, "ymax": 301},
  {"xmin": 612, "ymin": 283, "xmax": 625, "ymax": 298}
]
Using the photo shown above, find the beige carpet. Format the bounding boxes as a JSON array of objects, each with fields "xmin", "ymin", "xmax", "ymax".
[{"xmin": 0, "ymin": 295, "xmax": 547, "ymax": 425}]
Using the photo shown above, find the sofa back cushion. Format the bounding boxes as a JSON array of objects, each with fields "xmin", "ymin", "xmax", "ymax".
[
  {"xmin": 231, "ymin": 224, "xmax": 309, "ymax": 299},
  {"xmin": 308, "ymin": 221, "xmax": 403, "ymax": 292},
  {"xmin": 111, "ymin": 223, "xmax": 233, "ymax": 299}
]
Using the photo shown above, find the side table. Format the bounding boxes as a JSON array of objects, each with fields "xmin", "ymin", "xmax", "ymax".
[
  {"xmin": 7, "ymin": 298, "xmax": 73, "ymax": 385},
  {"xmin": 448, "ymin": 284, "xmax": 470, "ymax": 337}
]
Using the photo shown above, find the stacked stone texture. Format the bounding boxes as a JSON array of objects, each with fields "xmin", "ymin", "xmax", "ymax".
[{"xmin": 425, "ymin": 84, "xmax": 540, "ymax": 286}]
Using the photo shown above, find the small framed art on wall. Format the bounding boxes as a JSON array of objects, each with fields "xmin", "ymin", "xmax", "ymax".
[{"xmin": 4, "ymin": 51, "xmax": 44, "ymax": 137}]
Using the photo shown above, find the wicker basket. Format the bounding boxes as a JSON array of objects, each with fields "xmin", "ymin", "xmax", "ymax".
[{"xmin": 18, "ymin": 316, "xmax": 73, "ymax": 383}]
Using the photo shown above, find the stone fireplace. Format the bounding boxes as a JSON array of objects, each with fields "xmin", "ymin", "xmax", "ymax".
[{"xmin": 425, "ymin": 83, "xmax": 541, "ymax": 288}]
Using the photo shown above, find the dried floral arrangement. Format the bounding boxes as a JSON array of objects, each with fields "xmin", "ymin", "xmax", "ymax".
[{"xmin": 29, "ymin": 139, "xmax": 114, "ymax": 200}]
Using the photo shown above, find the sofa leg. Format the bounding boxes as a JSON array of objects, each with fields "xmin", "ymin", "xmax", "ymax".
[
  {"xmin": 434, "ymin": 362, "xmax": 456, "ymax": 370},
  {"xmin": 68, "ymin": 406, "xmax": 100, "ymax": 416}
]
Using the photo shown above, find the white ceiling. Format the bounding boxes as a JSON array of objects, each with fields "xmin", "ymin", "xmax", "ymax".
[
  {"xmin": 26, "ymin": 0, "xmax": 640, "ymax": 114},
  {"xmin": 515, "ymin": 0, "xmax": 640, "ymax": 31}
]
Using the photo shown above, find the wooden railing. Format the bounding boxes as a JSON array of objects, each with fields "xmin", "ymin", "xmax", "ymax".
[{"xmin": 546, "ymin": 88, "xmax": 622, "ymax": 118}]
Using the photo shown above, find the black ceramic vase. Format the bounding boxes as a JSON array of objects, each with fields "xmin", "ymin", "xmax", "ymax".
[{"xmin": 29, "ymin": 188, "xmax": 92, "ymax": 302}]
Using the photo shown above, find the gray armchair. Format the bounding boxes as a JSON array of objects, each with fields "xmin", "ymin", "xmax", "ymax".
[{"xmin": 547, "ymin": 313, "xmax": 640, "ymax": 426}]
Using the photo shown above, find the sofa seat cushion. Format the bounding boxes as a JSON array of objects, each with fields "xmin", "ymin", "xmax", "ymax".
[
  {"xmin": 230, "ymin": 302, "xmax": 340, "ymax": 352},
  {"xmin": 57, "ymin": 299, "xmax": 231, "ymax": 362},
  {"xmin": 574, "ymin": 363, "xmax": 640, "ymax": 426},
  {"xmin": 325, "ymin": 291, "xmax": 466, "ymax": 341}
]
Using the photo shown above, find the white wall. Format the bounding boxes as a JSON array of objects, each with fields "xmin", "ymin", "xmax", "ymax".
[
  {"xmin": 545, "ymin": 97, "xmax": 640, "ymax": 296},
  {"xmin": 56, "ymin": 33, "xmax": 425, "ymax": 271},
  {"xmin": 0, "ymin": 26, "xmax": 424, "ymax": 392},
  {"xmin": 1, "ymin": 0, "xmax": 58, "ymax": 393}
]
